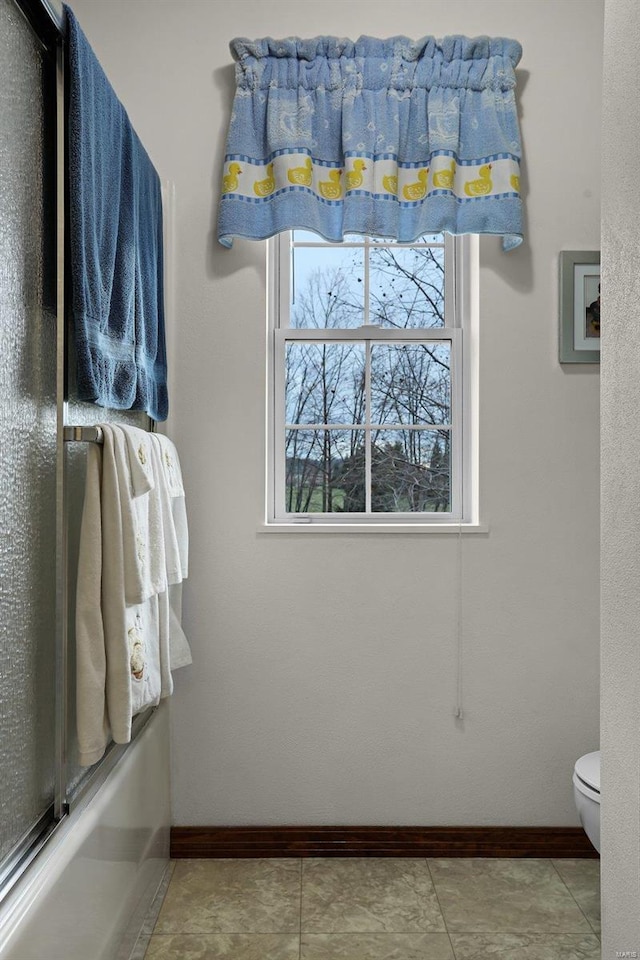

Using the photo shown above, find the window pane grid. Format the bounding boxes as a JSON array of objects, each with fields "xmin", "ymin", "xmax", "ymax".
[
  {"xmin": 274, "ymin": 231, "xmax": 463, "ymax": 522},
  {"xmin": 287, "ymin": 234, "xmax": 448, "ymax": 332},
  {"xmin": 283, "ymin": 333, "xmax": 453, "ymax": 515},
  {"xmin": 283, "ymin": 427, "xmax": 453, "ymax": 515}
]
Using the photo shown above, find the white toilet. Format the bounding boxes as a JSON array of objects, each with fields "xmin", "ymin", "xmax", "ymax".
[{"xmin": 573, "ymin": 750, "xmax": 600, "ymax": 853}]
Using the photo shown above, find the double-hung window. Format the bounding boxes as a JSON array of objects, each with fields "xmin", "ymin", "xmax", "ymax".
[{"xmin": 267, "ymin": 231, "xmax": 475, "ymax": 526}]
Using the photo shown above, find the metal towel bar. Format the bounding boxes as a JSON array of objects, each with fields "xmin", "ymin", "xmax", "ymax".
[{"xmin": 62, "ymin": 426, "xmax": 104, "ymax": 444}]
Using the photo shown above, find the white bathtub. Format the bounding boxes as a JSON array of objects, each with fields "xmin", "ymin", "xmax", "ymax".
[{"xmin": 0, "ymin": 703, "xmax": 170, "ymax": 960}]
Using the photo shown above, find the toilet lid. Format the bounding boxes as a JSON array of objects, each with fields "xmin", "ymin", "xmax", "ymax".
[{"xmin": 574, "ymin": 751, "xmax": 600, "ymax": 793}]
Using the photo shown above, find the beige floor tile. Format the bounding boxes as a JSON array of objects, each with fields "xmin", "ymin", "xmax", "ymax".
[
  {"xmin": 301, "ymin": 932, "xmax": 454, "ymax": 959},
  {"xmin": 153, "ymin": 859, "xmax": 301, "ymax": 934},
  {"xmin": 301, "ymin": 858, "xmax": 446, "ymax": 933},
  {"xmin": 552, "ymin": 859, "xmax": 601, "ymax": 935},
  {"xmin": 144, "ymin": 933, "xmax": 300, "ymax": 959},
  {"xmin": 449, "ymin": 932, "xmax": 602, "ymax": 959},
  {"xmin": 428, "ymin": 859, "xmax": 592, "ymax": 934}
]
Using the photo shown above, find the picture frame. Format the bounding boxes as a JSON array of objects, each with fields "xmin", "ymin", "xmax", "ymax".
[{"xmin": 559, "ymin": 250, "xmax": 601, "ymax": 363}]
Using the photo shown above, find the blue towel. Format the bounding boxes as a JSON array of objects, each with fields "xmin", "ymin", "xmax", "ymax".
[{"xmin": 65, "ymin": 6, "xmax": 168, "ymax": 421}]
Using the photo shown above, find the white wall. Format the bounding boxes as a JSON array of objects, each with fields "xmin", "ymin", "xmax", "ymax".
[
  {"xmin": 71, "ymin": 0, "xmax": 602, "ymax": 826},
  {"xmin": 601, "ymin": 0, "xmax": 640, "ymax": 951}
]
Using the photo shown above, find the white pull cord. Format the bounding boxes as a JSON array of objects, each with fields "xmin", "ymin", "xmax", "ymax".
[{"xmin": 454, "ymin": 520, "xmax": 464, "ymax": 720}]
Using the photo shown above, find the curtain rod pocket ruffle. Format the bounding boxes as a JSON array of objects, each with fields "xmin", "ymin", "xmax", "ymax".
[{"xmin": 231, "ymin": 35, "xmax": 522, "ymax": 92}]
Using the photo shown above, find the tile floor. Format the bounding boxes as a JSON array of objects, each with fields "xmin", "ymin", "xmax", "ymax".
[{"xmin": 139, "ymin": 858, "xmax": 600, "ymax": 960}]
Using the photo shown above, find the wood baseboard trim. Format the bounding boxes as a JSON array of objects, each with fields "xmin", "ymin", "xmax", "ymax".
[{"xmin": 170, "ymin": 826, "xmax": 598, "ymax": 859}]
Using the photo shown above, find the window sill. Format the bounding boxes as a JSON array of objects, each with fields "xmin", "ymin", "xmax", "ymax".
[{"xmin": 258, "ymin": 522, "xmax": 489, "ymax": 535}]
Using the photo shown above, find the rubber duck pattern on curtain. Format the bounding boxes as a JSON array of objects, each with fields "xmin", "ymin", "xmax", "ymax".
[{"xmin": 217, "ymin": 35, "xmax": 524, "ymax": 251}]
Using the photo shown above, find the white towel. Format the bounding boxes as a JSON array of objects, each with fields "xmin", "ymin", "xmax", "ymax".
[
  {"xmin": 151, "ymin": 433, "xmax": 188, "ymax": 580},
  {"xmin": 126, "ymin": 596, "xmax": 163, "ymax": 717},
  {"xmin": 75, "ymin": 424, "xmax": 191, "ymax": 766},
  {"xmin": 150, "ymin": 433, "xmax": 191, "ymax": 672},
  {"xmin": 115, "ymin": 425, "xmax": 168, "ymax": 605},
  {"xmin": 168, "ymin": 583, "xmax": 192, "ymax": 671},
  {"xmin": 76, "ymin": 425, "xmax": 163, "ymax": 765},
  {"xmin": 75, "ymin": 440, "xmax": 110, "ymax": 766}
]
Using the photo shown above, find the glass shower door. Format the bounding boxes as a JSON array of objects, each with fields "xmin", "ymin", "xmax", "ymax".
[{"xmin": 0, "ymin": 0, "xmax": 58, "ymax": 868}]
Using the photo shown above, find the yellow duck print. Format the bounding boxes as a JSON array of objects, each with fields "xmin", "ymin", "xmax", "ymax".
[
  {"xmin": 222, "ymin": 162, "xmax": 242, "ymax": 194},
  {"xmin": 432, "ymin": 161, "xmax": 456, "ymax": 190},
  {"xmin": 510, "ymin": 173, "xmax": 520, "ymax": 192},
  {"xmin": 319, "ymin": 169, "xmax": 343, "ymax": 200},
  {"xmin": 402, "ymin": 168, "xmax": 429, "ymax": 201},
  {"xmin": 346, "ymin": 159, "xmax": 367, "ymax": 191},
  {"xmin": 382, "ymin": 174, "xmax": 398, "ymax": 195},
  {"xmin": 464, "ymin": 164, "xmax": 493, "ymax": 197},
  {"xmin": 253, "ymin": 162, "xmax": 276, "ymax": 197},
  {"xmin": 287, "ymin": 157, "xmax": 313, "ymax": 187}
]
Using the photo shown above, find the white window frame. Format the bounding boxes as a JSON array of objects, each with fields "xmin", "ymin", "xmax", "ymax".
[{"xmin": 265, "ymin": 231, "xmax": 478, "ymax": 529}]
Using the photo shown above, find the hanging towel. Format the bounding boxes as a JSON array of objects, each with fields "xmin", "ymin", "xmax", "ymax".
[
  {"xmin": 113, "ymin": 425, "xmax": 168, "ymax": 605},
  {"xmin": 150, "ymin": 433, "xmax": 192, "ymax": 673},
  {"xmin": 74, "ymin": 439, "xmax": 110, "ymax": 766},
  {"xmin": 65, "ymin": 6, "xmax": 168, "ymax": 421},
  {"xmin": 119, "ymin": 427, "xmax": 192, "ymax": 683},
  {"xmin": 75, "ymin": 425, "xmax": 191, "ymax": 766},
  {"xmin": 168, "ymin": 584, "xmax": 192, "ymax": 672},
  {"xmin": 99, "ymin": 426, "xmax": 165, "ymax": 736},
  {"xmin": 112, "ymin": 426, "xmax": 190, "ymax": 658},
  {"xmin": 76, "ymin": 425, "xmax": 163, "ymax": 765},
  {"xmin": 151, "ymin": 433, "xmax": 189, "ymax": 581}
]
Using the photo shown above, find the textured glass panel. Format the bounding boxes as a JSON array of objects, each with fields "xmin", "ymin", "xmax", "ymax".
[
  {"xmin": 371, "ymin": 342, "xmax": 451, "ymax": 425},
  {"xmin": 0, "ymin": 0, "xmax": 57, "ymax": 862},
  {"xmin": 369, "ymin": 244, "xmax": 445, "ymax": 328},
  {"xmin": 285, "ymin": 429, "xmax": 365, "ymax": 513},
  {"xmin": 371, "ymin": 429, "xmax": 451, "ymax": 512},
  {"xmin": 286, "ymin": 342, "xmax": 365, "ymax": 425}
]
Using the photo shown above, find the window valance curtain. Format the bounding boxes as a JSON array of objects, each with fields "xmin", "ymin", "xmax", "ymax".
[{"xmin": 217, "ymin": 35, "xmax": 523, "ymax": 251}]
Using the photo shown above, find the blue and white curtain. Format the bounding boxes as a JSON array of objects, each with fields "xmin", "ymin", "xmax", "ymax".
[{"xmin": 217, "ymin": 35, "xmax": 523, "ymax": 251}]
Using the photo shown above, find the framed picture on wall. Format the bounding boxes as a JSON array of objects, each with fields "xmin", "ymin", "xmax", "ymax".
[{"xmin": 559, "ymin": 250, "xmax": 601, "ymax": 363}]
